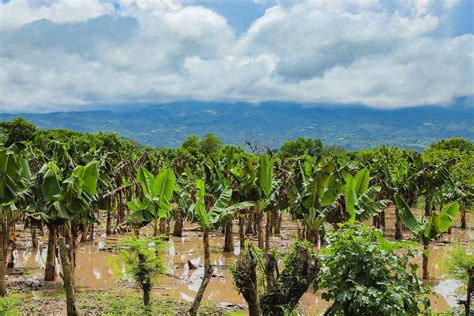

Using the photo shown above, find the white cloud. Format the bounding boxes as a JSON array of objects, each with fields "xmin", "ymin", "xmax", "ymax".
[
  {"xmin": 0, "ymin": 0, "xmax": 115, "ymax": 32},
  {"xmin": 0, "ymin": 0, "xmax": 472, "ymax": 112}
]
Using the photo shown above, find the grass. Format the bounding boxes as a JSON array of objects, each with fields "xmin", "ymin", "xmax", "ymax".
[{"xmin": 2, "ymin": 290, "xmax": 231, "ymax": 315}]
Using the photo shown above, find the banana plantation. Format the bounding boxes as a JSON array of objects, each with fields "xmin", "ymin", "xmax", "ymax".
[{"xmin": 0, "ymin": 118, "xmax": 472, "ymax": 315}]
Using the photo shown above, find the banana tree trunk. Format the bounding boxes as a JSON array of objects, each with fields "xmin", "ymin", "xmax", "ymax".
[
  {"xmin": 106, "ymin": 212, "xmax": 112, "ymax": 236},
  {"xmin": 460, "ymin": 204, "xmax": 466, "ymax": 229},
  {"xmin": 7, "ymin": 223, "xmax": 15, "ymax": 268},
  {"xmin": 0, "ymin": 220, "xmax": 8, "ymax": 296},
  {"xmin": 45, "ymin": 223, "xmax": 57, "ymax": 281},
  {"xmin": 80, "ymin": 224, "xmax": 89, "ymax": 243},
  {"xmin": 395, "ymin": 208, "xmax": 403, "ymax": 240},
  {"xmin": 58, "ymin": 237, "xmax": 78, "ymax": 316},
  {"xmin": 159, "ymin": 218, "xmax": 167, "ymax": 235},
  {"xmin": 265, "ymin": 212, "xmax": 271, "ymax": 253},
  {"xmin": 246, "ymin": 209, "xmax": 255, "ymax": 235},
  {"xmin": 256, "ymin": 211, "xmax": 264, "ymax": 251},
  {"xmin": 238, "ymin": 216, "xmax": 245, "ymax": 250},
  {"xmin": 422, "ymin": 242, "xmax": 429, "ymax": 279},
  {"xmin": 189, "ymin": 229, "xmax": 213, "ymax": 316},
  {"xmin": 274, "ymin": 211, "xmax": 282, "ymax": 235},
  {"xmin": 223, "ymin": 218, "xmax": 234, "ymax": 253},
  {"xmin": 173, "ymin": 211, "xmax": 184, "ymax": 237},
  {"xmin": 31, "ymin": 226, "xmax": 38, "ymax": 248}
]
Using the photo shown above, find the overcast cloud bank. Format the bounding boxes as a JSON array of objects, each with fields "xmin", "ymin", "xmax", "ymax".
[{"xmin": 0, "ymin": 0, "xmax": 472, "ymax": 112}]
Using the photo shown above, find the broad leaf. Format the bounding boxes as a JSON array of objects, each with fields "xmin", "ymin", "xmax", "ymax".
[{"xmin": 394, "ymin": 194, "xmax": 423, "ymax": 236}]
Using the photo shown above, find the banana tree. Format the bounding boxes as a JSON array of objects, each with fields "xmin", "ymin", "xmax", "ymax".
[
  {"xmin": 47, "ymin": 160, "xmax": 100, "ymax": 270},
  {"xmin": 0, "ymin": 144, "xmax": 30, "ymax": 296},
  {"xmin": 189, "ymin": 179, "xmax": 253, "ymax": 316},
  {"xmin": 256, "ymin": 155, "xmax": 273, "ymax": 251},
  {"xmin": 344, "ymin": 168, "xmax": 390, "ymax": 224},
  {"xmin": 395, "ymin": 194, "xmax": 460, "ymax": 278},
  {"xmin": 292, "ymin": 160, "xmax": 339, "ymax": 248},
  {"xmin": 127, "ymin": 167, "xmax": 176, "ymax": 236},
  {"xmin": 386, "ymin": 157, "xmax": 421, "ymax": 239}
]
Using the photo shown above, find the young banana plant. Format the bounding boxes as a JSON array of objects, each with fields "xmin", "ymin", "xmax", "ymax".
[
  {"xmin": 345, "ymin": 168, "xmax": 390, "ymax": 224},
  {"xmin": 127, "ymin": 167, "xmax": 176, "ymax": 236},
  {"xmin": 395, "ymin": 194, "xmax": 460, "ymax": 279},
  {"xmin": 189, "ymin": 179, "xmax": 253, "ymax": 316}
]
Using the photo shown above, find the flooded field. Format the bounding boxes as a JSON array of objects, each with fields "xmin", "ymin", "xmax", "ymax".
[{"xmin": 10, "ymin": 208, "xmax": 473, "ymax": 315}]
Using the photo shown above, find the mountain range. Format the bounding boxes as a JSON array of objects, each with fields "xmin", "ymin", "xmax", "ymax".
[{"xmin": 1, "ymin": 101, "xmax": 473, "ymax": 151}]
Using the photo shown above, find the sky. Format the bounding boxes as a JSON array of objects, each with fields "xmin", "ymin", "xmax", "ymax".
[{"xmin": 0, "ymin": 0, "xmax": 473, "ymax": 113}]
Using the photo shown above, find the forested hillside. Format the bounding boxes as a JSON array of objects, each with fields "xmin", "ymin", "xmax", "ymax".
[{"xmin": 1, "ymin": 101, "xmax": 472, "ymax": 150}]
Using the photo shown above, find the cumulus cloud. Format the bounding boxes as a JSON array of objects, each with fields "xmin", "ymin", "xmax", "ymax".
[{"xmin": 0, "ymin": 0, "xmax": 472, "ymax": 112}]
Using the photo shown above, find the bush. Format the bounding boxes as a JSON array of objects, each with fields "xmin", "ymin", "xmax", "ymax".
[
  {"xmin": 118, "ymin": 236, "xmax": 165, "ymax": 306},
  {"xmin": 316, "ymin": 224, "xmax": 429, "ymax": 315}
]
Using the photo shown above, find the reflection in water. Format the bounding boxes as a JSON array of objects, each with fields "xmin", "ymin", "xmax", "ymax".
[{"xmin": 12, "ymin": 211, "xmax": 472, "ymax": 314}]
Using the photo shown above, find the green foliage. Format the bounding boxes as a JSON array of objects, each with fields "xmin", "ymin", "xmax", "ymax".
[
  {"xmin": 316, "ymin": 224, "xmax": 429, "ymax": 315},
  {"xmin": 344, "ymin": 168, "xmax": 389, "ymax": 223},
  {"xmin": 192, "ymin": 179, "xmax": 253, "ymax": 231},
  {"xmin": 200, "ymin": 132, "xmax": 223, "ymax": 155},
  {"xmin": 118, "ymin": 236, "xmax": 165, "ymax": 289},
  {"xmin": 0, "ymin": 295, "xmax": 20, "ymax": 315},
  {"xmin": 127, "ymin": 167, "xmax": 176, "ymax": 225},
  {"xmin": 447, "ymin": 245, "xmax": 474, "ymax": 284},
  {"xmin": 0, "ymin": 143, "xmax": 30, "ymax": 206},
  {"xmin": 181, "ymin": 132, "xmax": 223, "ymax": 155},
  {"xmin": 395, "ymin": 194, "xmax": 460, "ymax": 240},
  {"xmin": 0, "ymin": 118, "xmax": 37, "ymax": 147},
  {"xmin": 279, "ymin": 137, "xmax": 323, "ymax": 158}
]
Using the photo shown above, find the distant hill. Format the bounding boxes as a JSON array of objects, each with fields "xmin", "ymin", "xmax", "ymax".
[{"xmin": 1, "ymin": 101, "xmax": 473, "ymax": 151}]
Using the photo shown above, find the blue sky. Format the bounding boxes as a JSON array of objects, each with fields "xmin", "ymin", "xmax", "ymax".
[{"xmin": 0, "ymin": 0, "xmax": 472, "ymax": 112}]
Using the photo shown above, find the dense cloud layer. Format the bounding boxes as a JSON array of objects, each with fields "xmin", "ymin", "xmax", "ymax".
[{"xmin": 0, "ymin": 0, "xmax": 472, "ymax": 112}]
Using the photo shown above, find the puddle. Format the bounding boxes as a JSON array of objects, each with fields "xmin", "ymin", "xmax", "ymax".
[{"xmin": 12, "ymin": 209, "xmax": 473, "ymax": 314}]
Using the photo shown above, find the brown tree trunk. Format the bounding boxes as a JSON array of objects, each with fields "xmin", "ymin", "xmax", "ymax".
[
  {"xmin": 89, "ymin": 222, "xmax": 94, "ymax": 242},
  {"xmin": 45, "ymin": 223, "xmax": 57, "ymax": 281},
  {"xmin": 232, "ymin": 249, "xmax": 259, "ymax": 315},
  {"xmin": 173, "ymin": 211, "xmax": 184, "ymax": 237},
  {"xmin": 80, "ymin": 224, "xmax": 89, "ymax": 243},
  {"xmin": 6, "ymin": 223, "xmax": 15, "ymax": 268},
  {"xmin": 460, "ymin": 206, "xmax": 466, "ymax": 229},
  {"xmin": 422, "ymin": 242, "xmax": 429, "ymax": 279},
  {"xmin": 395, "ymin": 208, "xmax": 403, "ymax": 240},
  {"xmin": 58, "ymin": 237, "xmax": 78, "ymax": 316},
  {"xmin": 465, "ymin": 267, "xmax": 473, "ymax": 316},
  {"xmin": 0, "ymin": 220, "xmax": 8, "ymax": 296},
  {"xmin": 246, "ymin": 209, "xmax": 254, "ymax": 235},
  {"xmin": 223, "ymin": 218, "xmax": 234, "ymax": 253},
  {"xmin": 138, "ymin": 252, "xmax": 152, "ymax": 306},
  {"xmin": 256, "ymin": 211, "xmax": 264, "ymax": 251},
  {"xmin": 265, "ymin": 212, "xmax": 271, "ymax": 253},
  {"xmin": 106, "ymin": 212, "xmax": 112, "ymax": 236},
  {"xmin": 238, "ymin": 216, "xmax": 245, "ymax": 250},
  {"xmin": 274, "ymin": 211, "xmax": 282, "ymax": 235},
  {"xmin": 189, "ymin": 230, "xmax": 213, "ymax": 316},
  {"xmin": 159, "ymin": 218, "xmax": 166, "ymax": 235},
  {"xmin": 31, "ymin": 226, "xmax": 38, "ymax": 248}
]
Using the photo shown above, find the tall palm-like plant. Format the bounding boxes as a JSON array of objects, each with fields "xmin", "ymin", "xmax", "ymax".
[
  {"xmin": 127, "ymin": 167, "xmax": 176, "ymax": 236},
  {"xmin": 344, "ymin": 168, "xmax": 390, "ymax": 223},
  {"xmin": 189, "ymin": 180, "xmax": 252, "ymax": 315},
  {"xmin": 0, "ymin": 144, "xmax": 30, "ymax": 296},
  {"xmin": 395, "ymin": 194, "xmax": 460, "ymax": 278}
]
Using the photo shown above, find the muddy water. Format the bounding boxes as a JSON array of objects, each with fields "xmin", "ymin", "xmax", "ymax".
[{"xmin": 13, "ymin": 210, "xmax": 473, "ymax": 314}]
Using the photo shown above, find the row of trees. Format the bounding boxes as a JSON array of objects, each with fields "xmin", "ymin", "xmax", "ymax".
[{"xmin": 0, "ymin": 118, "xmax": 472, "ymax": 315}]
